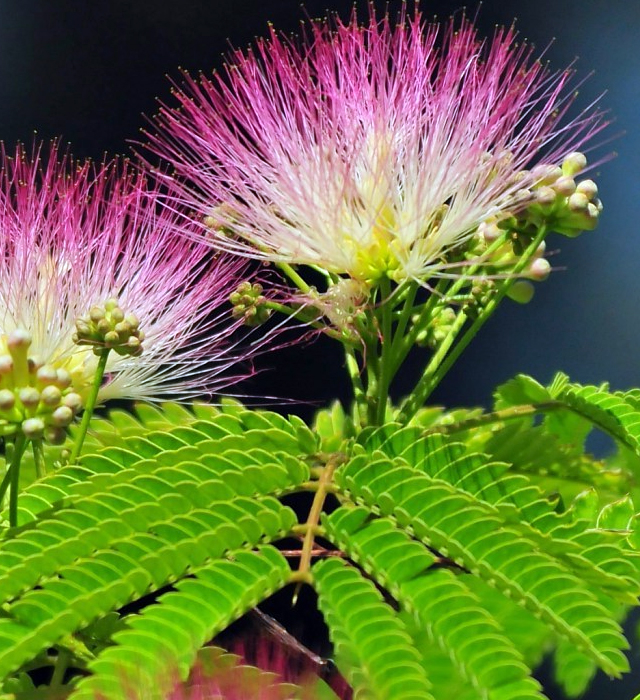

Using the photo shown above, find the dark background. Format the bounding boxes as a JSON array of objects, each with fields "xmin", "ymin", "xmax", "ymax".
[{"xmin": 2, "ymin": 1, "xmax": 638, "ymax": 697}]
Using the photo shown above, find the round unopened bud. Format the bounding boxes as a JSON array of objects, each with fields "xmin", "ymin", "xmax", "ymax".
[
  {"xmin": 576, "ymin": 179, "xmax": 598, "ymax": 200},
  {"xmin": 55, "ymin": 369, "xmax": 72, "ymax": 389},
  {"xmin": 51, "ymin": 405, "xmax": 74, "ymax": 427},
  {"xmin": 507, "ymin": 280, "xmax": 535, "ymax": 304},
  {"xmin": 534, "ymin": 241, "xmax": 547, "ymax": 258},
  {"xmin": 568, "ymin": 192, "xmax": 589, "ymax": 213},
  {"xmin": 125, "ymin": 314, "xmax": 140, "ymax": 330},
  {"xmin": 89, "ymin": 306, "xmax": 105, "ymax": 322},
  {"xmin": 535, "ymin": 186, "xmax": 557, "ymax": 207},
  {"xmin": 75, "ymin": 319, "xmax": 92, "ymax": 336},
  {"xmin": 478, "ymin": 220, "xmax": 501, "ymax": 243},
  {"xmin": 110, "ymin": 307, "xmax": 125, "ymax": 323},
  {"xmin": 0, "ymin": 356, "xmax": 13, "ymax": 375},
  {"xmin": 528, "ymin": 258, "xmax": 552, "ymax": 281},
  {"xmin": 40, "ymin": 385, "xmax": 62, "ymax": 407},
  {"xmin": 562, "ymin": 152, "xmax": 587, "ymax": 177},
  {"xmin": 18, "ymin": 387, "xmax": 40, "ymax": 409},
  {"xmin": 7, "ymin": 329, "xmax": 32, "ymax": 351},
  {"xmin": 45, "ymin": 426, "xmax": 67, "ymax": 445},
  {"xmin": 61, "ymin": 392, "xmax": 83, "ymax": 412},
  {"xmin": 22, "ymin": 417, "xmax": 45, "ymax": 439},
  {"xmin": 588, "ymin": 201, "xmax": 603, "ymax": 219},
  {"xmin": 104, "ymin": 331, "xmax": 120, "ymax": 346},
  {"xmin": 104, "ymin": 298, "xmax": 119, "ymax": 312},
  {"xmin": 96, "ymin": 319, "xmax": 111, "ymax": 335},
  {"xmin": 0, "ymin": 389, "xmax": 15, "ymax": 410},
  {"xmin": 532, "ymin": 164, "xmax": 562, "ymax": 186},
  {"xmin": 37, "ymin": 365, "xmax": 59, "ymax": 386},
  {"xmin": 552, "ymin": 176, "xmax": 576, "ymax": 197}
]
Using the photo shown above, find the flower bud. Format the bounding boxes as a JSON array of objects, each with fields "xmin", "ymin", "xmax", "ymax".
[
  {"xmin": 62, "ymin": 392, "xmax": 83, "ymax": 412},
  {"xmin": 51, "ymin": 405, "xmax": 74, "ymax": 427},
  {"xmin": 0, "ymin": 389, "xmax": 15, "ymax": 411},
  {"xmin": 562, "ymin": 152, "xmax": 587, "ymax": 177},
  {"xmin": 506, "ymin": 280, "xmax": 535, "ymax": 304},
  {"xmin": 568, "ymin": 192, "xmax": 589, "ymax": 213},
  {"xmin": 18, "ymin": 387, "xmax": 40, "ymax": 409},
  {"xmin": 552, "ymin": 176, "xmax": 576, "ymax": 196},
  {"xmin": 45, "ymin": 426, "xmax": 67, "ymax": 445},
  {"xmin": 576, "ymin": 179, "xmax": 598, "ymax": 199},
  {"xmin": 40, "ymin": 385, "xmax": 62, "ymax": 407},
  {"xmin": 22, "ymin": 417, "xmax": 45, "ymax": 439},
  {"xmin": 527, "ymin": 258, "xmax": 551, "ymax": 281},
  {"xmin": 7, "ymin": 329, "xmax": 32, "ymax": 351}
]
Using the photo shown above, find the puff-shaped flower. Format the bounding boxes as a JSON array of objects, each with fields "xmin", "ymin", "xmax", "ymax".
[
  {"xmin": 0, "ymin": 142, "xmax": 257, "ymax": 413},
  {"xmin": 146, "ymin": 8, "xmax": 606, "ymax": 285}
]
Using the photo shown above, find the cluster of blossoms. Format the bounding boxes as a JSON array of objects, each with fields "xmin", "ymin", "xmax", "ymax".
[
  {"xmin": 0, "ymin": 143, "xmax": 262, "ymax": 444},
  {"xmin": 0, "ymin": 330, "xmax": 82, "ymax": 444},
  {"xmin": 147, "ymin": 7, "xmax": 606, "ymax": 302}
]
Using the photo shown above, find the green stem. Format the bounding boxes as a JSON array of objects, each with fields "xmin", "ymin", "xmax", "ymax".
[
  {"xmin": 8, "ymin": 433, "xmax": 28, "ymax": 528},
  {"xmin": 275, "ymin": 262, "xmax": 312, "ymax": 294},
  {"xmin": 373, "ymin": 277, "xmax": 395, "ymax": 425},
  {"xmin": 400, "ymin": 228, "xmax": 548, "ymax": 422},
  {"xmin": 32, "ymin": 439, "xmax": 45, "ymax": 480},
  {"xmin": 344, "ymin": 345, "xmax": 367, "ymax": 426},
  {"xmin": 423, "ymin": 401, "xmax": 563, "ymax": 436},
  {"xmin": 50, "ymin": 647, "xmax": 71, "ymax": 687},
  {"xmin": 68, "ymin": 349, "xmax": 110, "ymax": 464}
]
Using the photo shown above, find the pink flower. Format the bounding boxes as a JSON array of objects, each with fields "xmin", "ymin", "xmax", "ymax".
[
  {"xmin": 0, "ymin": 142, "xmax": 257, "ymax": 405},
  {"xmin": 146, "ymin": 7, "xmax": 606, "ymax": 285}
]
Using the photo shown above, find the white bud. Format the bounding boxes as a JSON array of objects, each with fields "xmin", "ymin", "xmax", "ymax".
[
  {"xmin": 532, "ymin": 164, "xmax": 562, "ymax": 186},
  {"xmin": 0, "ymin": 389, "xmax": 15, "ymax": 410},
  {"xmin": 61, "ymin": 392, "xmax": 83, "ymax": 412},
  {"xmin": 18, "ymin": 387, "xmax": 40, "ymax": 409},
  {"xmin": 576, "ymin": 179, "xmax": 598, "ymax": 200},
  {"xmin": 7, "ymin": 329, "xmax": 32, "ymax": 351},
  {"xmin": 535, "ymin": 186, "xmax": 557, "ymax": 207},
  {"xmin": 40, "ymin": 385, "xmax": 62, "ymax": 407},
  {"xmin": 562, "ymin": 152, "xmax": 587, "ymax": 177},
  {"xmin": 553, "ymin": 176, "xmax": 576, "ymax": 197},
  {"xmin": 56, "ymin": 369, "xmax": 72, "ymax": 389},
  {"xmin": 528, "ymin": 258, "xmax": 551, "ymax": 281},
  {"xmin": 568, "ymin": 192, "xmax": 589, "ymax": 213},
  {"xmin": 51, "ymin": 405, "xmax": 74, "ymax": 427},
  {"xmin": 22, "ymin": 417, "xmax": 45, "ymax": 439}
]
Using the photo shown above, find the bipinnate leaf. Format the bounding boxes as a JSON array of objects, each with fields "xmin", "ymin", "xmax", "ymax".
[
  {"xmin": 323, "ymin": 506, "xmax": 546, "ymax": 700},
  {"xmin": 313, "ymin": 557, "xmax": 434, "ymax": 700},
  {"xmin": 334, "ymin": 453, "xmax": 631, "ymax": 678},
  {"xmin": 69, "ymin": 546, "xmax": 291, "ymax": 699}
]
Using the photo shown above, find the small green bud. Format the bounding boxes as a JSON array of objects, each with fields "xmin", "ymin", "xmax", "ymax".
[
  {"xmin": 89, "ymin": 306, "xmax": 105, "ymax": 322},
  {"xmin": 507, "ymin": 280, "xmax": 535, "ymax": 304}
]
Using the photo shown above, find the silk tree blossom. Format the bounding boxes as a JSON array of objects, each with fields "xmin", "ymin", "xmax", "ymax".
[
  {"xmin": 0, "ymin": 142, "xmax": 258, "ymax": 414},
  {"xmin": 146, "ymin": 7, "xmax": 607, "ymax": 286}
]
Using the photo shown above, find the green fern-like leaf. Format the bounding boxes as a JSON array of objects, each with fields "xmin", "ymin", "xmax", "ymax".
[{"xmin": 313, "ymin": 557, "xmax": 434, "ymax": 700}]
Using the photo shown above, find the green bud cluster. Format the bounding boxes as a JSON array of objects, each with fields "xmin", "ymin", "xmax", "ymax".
[
  {"xmin": 0, "ymin": 330, "xmax": 82, "ymax": 444},
  {"xmin": 230, "ymin": 282, "xmax": 271, "ymax": 327},
  {"xmin": 415, "ymin": 306, "xmax": 457, "ymax": 348},
  {"xmin": 74, "ymin": 299, "xmax": 144, "ymax": 357},
  {"xmin": 511, "ymin": 152, "xmax": 603, "ymax": 238}
]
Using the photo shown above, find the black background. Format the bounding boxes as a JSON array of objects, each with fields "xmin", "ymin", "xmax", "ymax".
[{"xmin": 3, "ymin": 1, "xmax": 639, "ymax": 697}]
